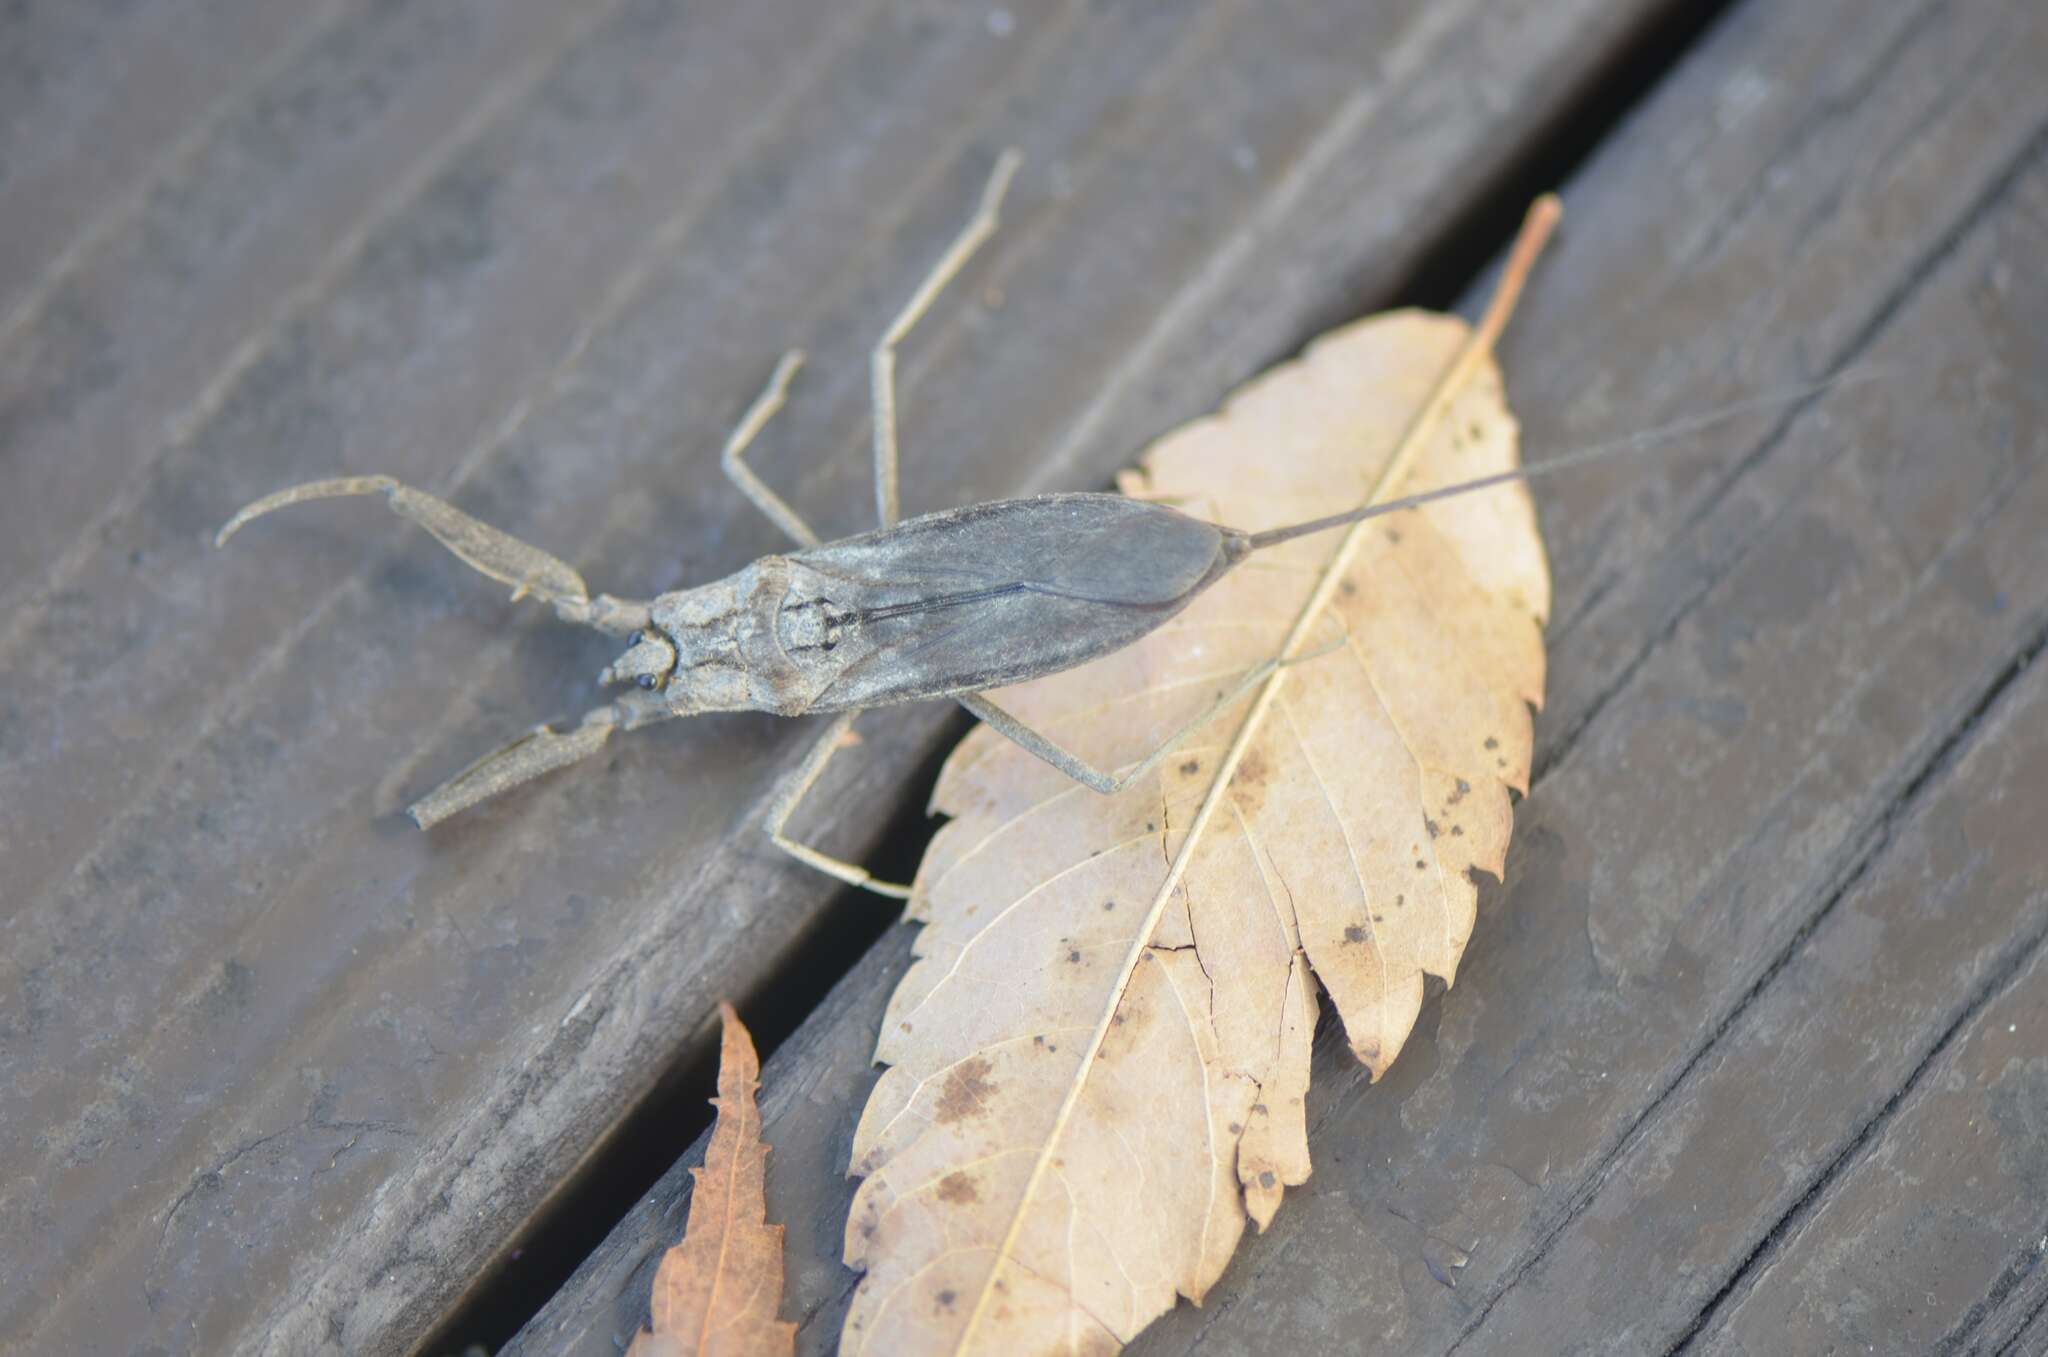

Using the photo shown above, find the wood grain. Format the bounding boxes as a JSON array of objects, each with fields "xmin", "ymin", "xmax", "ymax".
[{"xmin": 511, "ymin": 0, "xmax": 2048, "ymax": 1351}]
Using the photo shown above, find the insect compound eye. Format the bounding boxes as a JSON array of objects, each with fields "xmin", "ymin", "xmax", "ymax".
[{"xmin": 636, "ymin": 673, "xmax": 658, "ymax": 690}]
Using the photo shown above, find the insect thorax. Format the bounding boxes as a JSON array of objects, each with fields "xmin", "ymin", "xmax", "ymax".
[{"xmin": 649, "ymin": 556, "xmax": 851, "ymax": 718}]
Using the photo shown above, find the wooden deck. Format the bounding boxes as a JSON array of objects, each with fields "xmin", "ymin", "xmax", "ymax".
[{"xmin": 5, "ymin": 1, "xmax": 2044, "ymax": 1354}]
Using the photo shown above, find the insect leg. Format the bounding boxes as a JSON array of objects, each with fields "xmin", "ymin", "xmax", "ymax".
[
  {"xmin": 870, "ymin": 149, "xmax": 1021, "ymax": 528},
  {"xmin": 958, "ymin": 638, "xmax": 1342, "ymax": 795},
  {"xmin": 215, "ymin": 477, "xmax": 653, "ymax": 635},
  {"xmin": 408, "ymin": 689, "xmax": 670, "ymax": 828},
  {"xmin": 718, "ymin": 349, "xmax": 821, "ymax": 548},
  {"xmin": 762, "ymin": 711, "xmax": 911, "ymax": 899}
]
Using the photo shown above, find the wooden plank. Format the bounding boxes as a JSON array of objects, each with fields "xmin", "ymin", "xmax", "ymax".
[
  {"xmin": 0, "ymin": 0, "xmax": 612, "ymax": 603},
  {"xmin": 0, "ymin": 2, "xmax": 1706, "ymax": 1353},
  {"xmin": 0, "ymin": 0, "xmax": 343, "ymax": 331},
  {"xmin": 1707, "ymin": 902, "xmax": 2048, "ymax": 1354},
  {"xmin": 2000, "ymin": 1290, "xmax": 2048, "ymax": 1357},
  {"xmin": 1448, "ymin": 623, "xmax": 2048, "ymax": 1353},
  {"xmin": 510, "ymin": 0, "xmax": 2048, "ymax": 1351}
]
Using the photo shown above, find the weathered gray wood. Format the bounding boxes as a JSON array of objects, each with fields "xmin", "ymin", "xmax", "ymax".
[
  {"xmin": 1998, "ymin": 1285, "xmax": 2048, "ymax": 1357},
  {"xmin": 0, "ymin": 0, "xmax": 603, "ymax": 594},
  {"xmin": 0, "ymin": 1, "xmax": 1708, "ymax": 1353},
  {"xmin": 512, "ymin": 0, "xmax": 2048, "ymax": 1352},
  {"xmin": 0, "ymin": 0, "xmax": 335, "ymax": 331},
  {"xmin": 1705, "ymin": 869, "xmax": 2048, "ymax": 1355}
]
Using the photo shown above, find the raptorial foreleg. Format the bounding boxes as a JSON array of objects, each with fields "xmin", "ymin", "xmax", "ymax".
[
  {"xmin": 407, "ymin": 689, "xmax": 671, "ymax": 828},
  {"xmin": 216, "ymin": 476, "xmax": 652, "ymax": 634}
]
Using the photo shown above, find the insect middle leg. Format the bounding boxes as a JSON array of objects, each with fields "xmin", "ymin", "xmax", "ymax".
[
  {"xmin": 750, "ymin": 151, "xmax": 1021, "ymax": 895},
  {"xmin": 762, "ymin": 710, "xmax": 912, "ymax": 899},
  {"xmin": 715, "ymin": 150, "xmax": 1020, "ymax": 546},
  {"xmin": 718, "ymin": 349, "xmax": 820, "ymax": 548}
]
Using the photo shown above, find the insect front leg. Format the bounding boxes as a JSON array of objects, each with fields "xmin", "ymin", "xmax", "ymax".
[
  {"xmin": 762, "ymin": 710, "xmax": 911, "ymax": 899},
  {"xmin": 870, "ymin": 149, "xmax": 1020, "ymax": 528},
  {"xmin": 407, "ymin": 688, "xmax": 671, "ymax": 828},
  {"xmin": 215, "ymin": 476, "xmax": 654, "ymax": 635}
]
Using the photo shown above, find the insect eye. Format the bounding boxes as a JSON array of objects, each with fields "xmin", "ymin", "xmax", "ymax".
[{"xmin": 636, "ymin": 673, "xmax": 658, "ymax": 690}]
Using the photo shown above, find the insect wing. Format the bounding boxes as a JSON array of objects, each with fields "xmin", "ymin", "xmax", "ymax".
[
  {"xmin": 791, "ymin": 494, "xmax": 1233, "ymax": 708},
  {"xmin": 795, "ymin": 494, "xmax": 1227, "ymax": 602}
]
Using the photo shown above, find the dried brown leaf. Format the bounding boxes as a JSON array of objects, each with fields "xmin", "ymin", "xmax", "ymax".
[
  {"xmin": 629, "ymin": 1002, "xmax": 795, "ymax": 1357},
  {"xmin": 838, "ymin": 209, "xmax": 1556, "ymax": 1356}
]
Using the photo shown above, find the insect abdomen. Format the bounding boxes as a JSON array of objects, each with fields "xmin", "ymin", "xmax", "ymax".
[{"xmin": 786, "ymin": 495, "xmax": 1245, "ymax": 712}]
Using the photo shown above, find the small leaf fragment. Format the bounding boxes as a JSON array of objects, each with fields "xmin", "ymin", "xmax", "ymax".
[{"xmin": 628, "ymin": 1002, "xmax": 795, "ymax": 1357}]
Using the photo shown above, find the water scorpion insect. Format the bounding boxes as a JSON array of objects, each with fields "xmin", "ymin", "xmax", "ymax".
[{"xmin": 217, "ymin": 161, "xmax": 1757, "ymax": 896}]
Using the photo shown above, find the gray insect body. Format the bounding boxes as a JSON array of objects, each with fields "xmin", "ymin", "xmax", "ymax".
[
  {"xmin": 625, "ymin": 494, "xmax": 1244, "ymax": 719},
  {"xmin": 222, "ymin": 160, "xmax": 1708, "ymax": 896}
]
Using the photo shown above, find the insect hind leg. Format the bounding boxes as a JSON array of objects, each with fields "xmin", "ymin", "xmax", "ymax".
[
  {"xmin": 215, "ymin": 476, "xmax": 652, "ymax": 635},
  {"xmin": 959, "ymin": 636, "xmax": 1344, "ymax": 795},
  {"xmin": 870, "ymin": 149, "xmax": 1020, "ymax": 528}
]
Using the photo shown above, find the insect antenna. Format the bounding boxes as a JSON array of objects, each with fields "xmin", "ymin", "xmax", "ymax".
[{"xmin": 1243, "ymin": 370, "xmax": 1879, "ymax": 554}]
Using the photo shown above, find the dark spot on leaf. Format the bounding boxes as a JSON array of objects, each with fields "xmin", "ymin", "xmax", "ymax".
[
  {"xmin": 1067, "ymin": 949, "xmax": 1081, "ymax": 964},
  {"xmin": 1103, "ymin": 899, "xmax": 1116, "ymax": 911},
  {"xmin": 1340, "ymin": 577, "xmax": 1358, "ymax": 596},
  {"xmin": 1451, "ymin": 825, "xmax": 1463, "ymax": 837},
  {"xmin": 1425, "ymin": 818, "xmax": 1441, "ymax": 839},
  {"xmin": 1395, "ymin": 894, "xmax": 1405, "ymax": 906},
  {"xmin": 1388, "ymin": 528, "xmax": 1403, "ymax": 544},
  {"xmin": 1180, "ymin": 759, "xmax": 1200, "ymax": 775},
  {"xmin": 936, "ymin": 1289, "xmax": 957, "ymax": 1310},
  {"xmin": 1251, "ymin": 1103, "xmax": 1267, "ymax": 1116},
  {"xmin": 1484, "ymin": 736, "xmax": 1499, "ymax": 750},
  {"xmin": 1450, "ymin": 777, "xmax": 1471, "ymax": 803},
  {"xmin": 1416, "ymin": 860, "xmax": 1427, "ymax": 871},
  {"xmin": 936, "ymin": 1172, "xmax": 980, "ymax": 1205},
  {"xmin": 934, "ymin": 1056, "xmax": 997, "ymax": 1125},
  {"xmin": 1259, "ymin": 1171, "xmax": 1277, "ymax": 1189},
  {"xmin": 1344, "ymin": 925, "xmax": 1366, "ymax": 943},
  {"xmin": 1228, "ymin": 1122, "xmax": 1242, "ymax": 1135}
]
